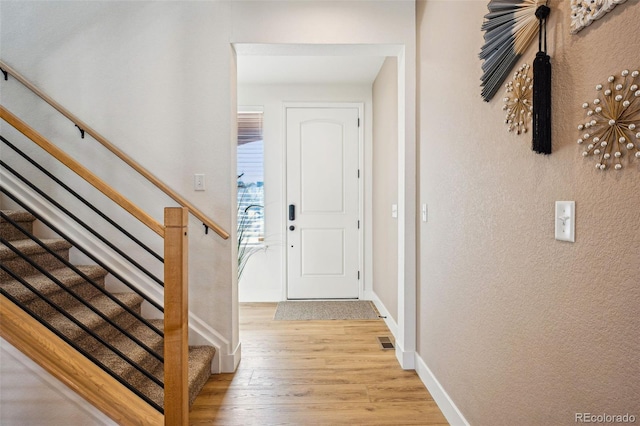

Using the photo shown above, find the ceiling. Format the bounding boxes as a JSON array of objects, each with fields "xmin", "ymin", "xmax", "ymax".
[{"xmin": 237, "ymin": 55, "xmax": 387, "ymax": 85}]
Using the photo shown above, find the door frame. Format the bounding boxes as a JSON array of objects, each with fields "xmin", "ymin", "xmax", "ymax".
[
  {"xmin": 282, "ymin": 102, "xmax": 365, "ymax": 300},
  {"xmin": 234, "ymin": 42, "xmax": 417, "ymax": 370}
]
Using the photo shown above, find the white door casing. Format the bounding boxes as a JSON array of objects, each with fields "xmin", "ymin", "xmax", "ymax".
[{"xmin": 286, "ymin": 106, "xmax": 361, "ymax": 299}]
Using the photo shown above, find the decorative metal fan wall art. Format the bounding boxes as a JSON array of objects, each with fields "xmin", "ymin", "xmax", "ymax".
[
  {"xmin": 570, "ymin": 0, "xmax": 628, "ymax": 34},
  {"xmin": 480, "ymin": 0, "xmax": 548, "ymax": 102}
]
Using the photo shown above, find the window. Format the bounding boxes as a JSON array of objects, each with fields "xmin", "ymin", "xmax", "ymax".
[{"xmin": 237, "ymin": 109, "xmax": 264, "ymax": 246}]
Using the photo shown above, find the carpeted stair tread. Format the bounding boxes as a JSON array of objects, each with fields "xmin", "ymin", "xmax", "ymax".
[
  {"xmin": 25, "ymin": 292, "xmax": 144, "ymax": 344},
  {"xmin": 0, "ymin": 238, "xmax": 72, "ymax": 281},
  {"xmin": 82, "ymin": 330, "xmax": 164, "ymax": 387},
  {"xmin": 0, "ymin": 210, "xmax": 36, "ymax": 241},
  {"xmin": 0, "ymin": 238, "xmax": 71, "ymax": 259},
  {"xmin": 78, "ymin": 318, "xmax": 165, "ymax": 381},
  {"xmin": 86, "ymin": 344, "xmax": 216, "ymax": 409},
  {"xmin": 151, "ymin": 346, "xmax": 216, "ymax": 397},
  {"xmin": 0, "ymin": 265, "xmax": 108, "ymax": 305},
  {"xmin": 135, "ymin": 345, "xmax": 216, "ymax": 408},
  {"xmin": 0, "ymin": 210, "xmax": 36, "ymax": 223},
  {"xmin": 71, "ymin": 337, "xmax": 164, "ymax": 409},
  {"xmin": 186, "ymin": 346, "xmax": 216, "ymax": 406}
]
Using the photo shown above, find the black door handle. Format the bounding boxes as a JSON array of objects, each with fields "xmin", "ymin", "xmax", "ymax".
[
  {"xmin": 289, "ymin": 204, "xmax": 295, "ymax": 221},
  {"xmin": 289, "ymin": 225, "xmax": 295, "ymax": 231}
]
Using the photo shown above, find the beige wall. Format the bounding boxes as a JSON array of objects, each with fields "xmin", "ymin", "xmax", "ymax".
[
  {"xmin": 372, "ymin": 57, "xmax": 399, "ymax": 321},
  {"xmin": 417, "ymin": 1, "xmax": 640, "ymax": 424}
]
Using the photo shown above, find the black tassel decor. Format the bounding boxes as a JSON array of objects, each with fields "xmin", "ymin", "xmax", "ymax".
[{"xmin": 532, "ymin": 5, "xmax": 551, "ymax": 154}]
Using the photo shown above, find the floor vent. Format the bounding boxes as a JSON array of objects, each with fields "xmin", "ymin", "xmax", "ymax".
[{"xmin": 377, "ymin": 336, "xmax": 395, "ymax": 350}]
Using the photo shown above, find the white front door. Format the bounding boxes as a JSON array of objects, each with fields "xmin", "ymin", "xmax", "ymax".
[{"xmin": 286, "ymin": 106, "xmax": 361, "ymax": 299}]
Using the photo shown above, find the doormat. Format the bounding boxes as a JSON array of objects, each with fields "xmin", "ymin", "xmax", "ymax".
[{"xmin": 274, "ymin": 301, "xmax": 380, "ymax": 321}]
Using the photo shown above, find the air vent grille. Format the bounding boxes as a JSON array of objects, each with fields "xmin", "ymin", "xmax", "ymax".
[{"xmin": 377, "ymin": 336, "xmax": 394, "ymax": 350}]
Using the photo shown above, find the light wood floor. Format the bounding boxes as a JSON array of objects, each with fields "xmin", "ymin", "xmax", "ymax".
[{"xmin": 189, "ymin": 303, "xmax": 448, "ymax": 425}]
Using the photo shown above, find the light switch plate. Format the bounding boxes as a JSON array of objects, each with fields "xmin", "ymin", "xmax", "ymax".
[
  {"xmin": 194, "ymin": 174, "xmax": 205, "ymax": 191},
  {"xmin": 422, "ymin": 204, "xmax": 428, "ymax": 222},
  {"xmin": 555, "ymin": 201, "xmax": 575, "ymax": 242},
  {"xmin": 391, "ymin": 204, "xmax": 398, "ymax": 218}
]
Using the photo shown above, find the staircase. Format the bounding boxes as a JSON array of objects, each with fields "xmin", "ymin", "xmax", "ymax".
[{"xmin": 0, "ymin": 209, "xmax": 215, "ymax": 412}]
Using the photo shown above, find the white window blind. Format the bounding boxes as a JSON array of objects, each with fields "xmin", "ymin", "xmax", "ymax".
[{"xmin": 237, "ymin": 111, "xmax": 264, "ymax": 246}]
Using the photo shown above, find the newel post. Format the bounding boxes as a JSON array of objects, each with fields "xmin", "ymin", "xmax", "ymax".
[{"xmin": 163, "ymin": 207, "xmax": 189, "ymax": 426}]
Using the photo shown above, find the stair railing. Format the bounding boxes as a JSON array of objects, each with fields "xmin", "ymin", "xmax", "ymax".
[
  {"xmin": 1, "ymin": 102, "xmax": 206, "ymax": 426},
  {"xmin": 0, "ymin": 60, "xmax": 229, "ymax": 240},
  {"xmin": 1, "ymin": 136, "xmax": 164, "ymax": 286},
  {"xmin": 1, "ymin": 106, "xmax": 189, "ymax": 425}
]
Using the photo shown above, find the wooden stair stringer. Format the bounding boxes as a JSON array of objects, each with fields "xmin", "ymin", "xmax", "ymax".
[{"xmin": 0, "ymin": 294, "xmax": 164, "ymax": 426}]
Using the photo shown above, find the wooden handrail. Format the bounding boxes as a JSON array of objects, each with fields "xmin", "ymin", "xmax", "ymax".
[
  {"xmin": 0, "ymin": 295, "xmax": 164, "ymax": 426},
  {"xmin": 0, "ymin": 60, "xmax": 229, "ymax": 240},
  {"xmin": 0, "ymin": 105, "xmax": 165, "ymax": 237}
]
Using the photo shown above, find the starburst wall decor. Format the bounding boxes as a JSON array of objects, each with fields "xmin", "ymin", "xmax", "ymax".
[
  {"xmin": 503, "ymin": 63, "xmax": 533, "ymax": 134},
  {"xmin": 570, "ymin": 0, "xmax": 629, "ymax": 34},
  {"xmin": 577, "ymin": 69, "xmax": 640, "ymax": 171}
]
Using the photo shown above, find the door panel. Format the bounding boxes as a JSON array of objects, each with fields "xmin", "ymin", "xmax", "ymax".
[
  {"xmin": 301, "ymin": 229, "xmax": 344, "ymax": 276},
  {"xmin": 286, "ymin": 107, "xmax": 360, "ymax": 299},
  {"xmin": 300, "ymin": 121, "xmax": 344, "ymax": 213}
]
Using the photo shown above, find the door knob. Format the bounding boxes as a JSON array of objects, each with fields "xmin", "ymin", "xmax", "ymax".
[{"xmin": 289, "ymin": 225, "xmax": 295, "ymax": 231}]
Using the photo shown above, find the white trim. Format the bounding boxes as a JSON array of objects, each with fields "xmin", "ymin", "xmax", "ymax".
[
  {"xmin": 233, "ymin": 44, "xmax": 406, "ymax": 58},
  {"xmin": 358, "ymin": 103, "xmax": 365, "ymax": 299},
  {"xmin": 394, "ymin": 340, "xmax": 415, "ymax": 370},
  {"xmin": 363, "ymin": 98, "xmax": 374, "ymax": 301},
  {"xmin": 368, "ymin": 290, "xmax": 398, "ymax": 338},
  {"xmin": 282, "ymin": 102, "xmax": 365, "ymax": 300},
  {"xmin": 414, "ymin": 352, "xmax": 470, "ymax": 426},
  {"xmin": 233, "ymin": 42, "xmax": 415, "ymax": 376},
  {"xmin": 1, "ymin": 170, "xmax": 232, "ymax": 373},
  {"xmin": 395, "ymin": 45, "xmax": 417, "ymax": 371},
  {"xmin": 221, "ymin": 342, "xmax": 242, "ymax": 373},
  {"xmin": 1, "ymin": 339, "xmax": 116, "ymax": 425}
]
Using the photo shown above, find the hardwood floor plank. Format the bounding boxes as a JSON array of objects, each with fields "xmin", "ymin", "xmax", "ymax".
[
  {"xmin": 195, "ymin": 383, "xmax": 370, "ymax": 405},
  {"xmin": 190, "ymin": 402, "xmax": 448, "ymax": 425},
  {"xmin": 205, "ymin": 370, "xmax": 254, "ymax": 387},
  {"xmin": 323, "ymin": 354, "xmax": 399, "ymax": 368},
  {"xmin": 189, "ymin": 303, "xmax": 449, "ymax": 425},
  {"xmin": 235, "ymin": 356, "xmax": 327, "ymax": 370},
  {"xmin": 247, "ymin": 367, "xmax": 421, "ymax": 386},
  {"xmin": 366, "ymin": 383, "xmax": 437, "ymax": 403}
]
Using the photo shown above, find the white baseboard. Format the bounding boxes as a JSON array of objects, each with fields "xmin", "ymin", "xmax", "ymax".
[
  {"xmin": 221, "ymin": 342, "xmax": 242, "ymax": 373},
  {"xmin": 414, "ymin": 352, "xmax": 469, "ymax": 426},
  {"xmin": 367, "ymin": 291, "xmax": 398, "ymax": 338},
  {"xmin": 368, "ymin": 291, "xmax": 418, "ymax": 369},
  {"xmin": 394, "ymin": 340, "xmax": 415, "ymax": 370}
]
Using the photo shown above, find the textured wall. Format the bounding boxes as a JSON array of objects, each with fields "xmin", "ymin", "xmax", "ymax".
[
  {"xmin": 372, "ymin": 57, "xmax": 399, "ymax": 321},
  {"xmin": 417, "ymin": 1, "xmax": 640, "ymax": 425}
]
